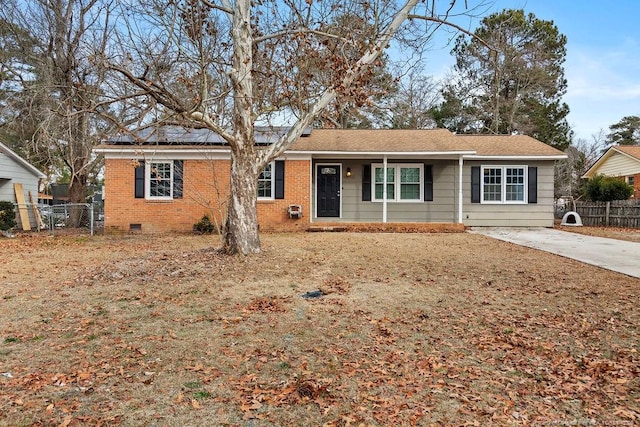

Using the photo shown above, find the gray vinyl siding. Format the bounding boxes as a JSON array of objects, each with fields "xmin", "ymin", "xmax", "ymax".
[
  {"xmin": 0, "ymin": 152, "xmax": 40, "ymax": 204},
  {"xmin": 462, "ymin": 160, "xmax": 556, "ymax": 227},
  {"xmin": 311, "ymin": 158, "xmax": 557, "ymax": 226},
  {"xmin": 312, "ymin": 159, "xmax": 458, "ymax": 223}
]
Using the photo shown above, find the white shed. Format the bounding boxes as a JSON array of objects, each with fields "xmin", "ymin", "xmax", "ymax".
[{"xmin": 0, "ymin": 141, "xmax": 46, "ymax": 230}]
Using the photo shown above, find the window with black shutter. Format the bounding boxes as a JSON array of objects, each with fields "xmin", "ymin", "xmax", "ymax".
[
  {"xmin": 135, "ymin": 160, "xmax": 183, "ymax": 199},
  {"xmin": 473, "ymin": 165, "xmax": 535, "ymax": 204}
]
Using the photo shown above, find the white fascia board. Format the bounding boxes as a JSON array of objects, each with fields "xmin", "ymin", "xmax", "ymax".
[
  {"xmin": 95, "ymin": 147, "xmax": 231, "ymax": 160},
  {"xmin": 293, "ymin": 150, "xmax": 477, "ymax": 158},
  {"xmin": 95, "ymin": 147, "xmax": 312, "ymax": 162},
  {"xmin": 278, "ymin": 152, "xmax": 312, "ymax": 160},
  {"xmin": 463, "ymin": 155, "xmax": 567, "ymax": 161}
]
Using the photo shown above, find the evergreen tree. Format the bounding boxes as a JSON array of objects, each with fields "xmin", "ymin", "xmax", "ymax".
[{"xmin": 434, "ymin": 9, "xmax": 572, "ymax": 149}]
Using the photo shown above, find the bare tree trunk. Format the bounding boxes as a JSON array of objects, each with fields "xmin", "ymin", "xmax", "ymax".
[
  {"xmin": 224, "ymin": 150, "xmax": 261, "ymax": 255},
  {"xmin": 223, "ymin": 0, "xmax": 263, "ymax": 255},
  {"xmin": 68, "ymin": 172, "xmax": 87, "ymax": 226}
]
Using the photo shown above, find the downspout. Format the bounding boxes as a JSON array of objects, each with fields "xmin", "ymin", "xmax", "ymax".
[
  {"xmin": 458, "ymin": 155, "xmax": 464, "ymax": 223},
  {"xmin": 383, "ymin": 155, "xmax": 388, "ymax": 223}
]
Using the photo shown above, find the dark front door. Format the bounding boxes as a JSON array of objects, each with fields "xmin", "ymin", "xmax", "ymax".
[{"xmin": 317, "ymin": 165, "xmax": 341, "ymax": 217}]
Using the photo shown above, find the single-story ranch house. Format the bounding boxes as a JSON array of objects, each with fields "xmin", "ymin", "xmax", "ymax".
[
  {"xmin": 582, "ymin": 145, "xmax": 640, "ymax": 199},
  {"xmin": 94, "ymin": 127, "xmax": 566, "ymax": 233}
]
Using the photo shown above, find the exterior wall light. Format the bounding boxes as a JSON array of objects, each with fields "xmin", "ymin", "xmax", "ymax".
[{"xmin": 346, "ymin": 167, "xmax": 352, "ymax": 177}]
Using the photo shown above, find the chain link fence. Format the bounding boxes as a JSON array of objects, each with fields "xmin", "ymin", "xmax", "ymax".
[{"xmin": 13, "ymin": 202, "xmax": 103, "ymax": 235}]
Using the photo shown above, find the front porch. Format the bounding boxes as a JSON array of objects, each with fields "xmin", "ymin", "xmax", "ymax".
[{"xmin": 310, "ymin": 158, "xmax": 466, "ymax": 225}]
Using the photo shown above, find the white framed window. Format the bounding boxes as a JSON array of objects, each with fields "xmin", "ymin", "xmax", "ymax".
[
  {"xmin": 372, "ymin": 163, "xmax": 423, "ymax": 202},
  {"xmin": 146, "ymin": 161, "xmax": 173, "ymax": 199},
  {"xmin": 258, "ymin": 162, "xmax": 274, "ymax": 199},
  {"xmin": 481, "ymin": 166, "xmax": 527, "ymax": 204},
  {"xmin": 627, "ymin": 175, "xmax": 635, "ymax": 187}
]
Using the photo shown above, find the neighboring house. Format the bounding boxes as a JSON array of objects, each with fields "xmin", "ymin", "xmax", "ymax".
[
  {"xmin": 582, "ymin": 145, "xmax": 640, "ymax": 199},
  {"xmin": 0, "ymin": 141, "xmax": 46, "ymax": 229},
  {"xmin": 94, "ymin": 126, "xmax": 566, "ymax": 233}
]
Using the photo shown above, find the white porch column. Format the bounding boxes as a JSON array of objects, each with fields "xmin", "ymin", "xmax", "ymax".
[
  {"xmin": 382, "ymin": 155, "xmax": 388, "ymax": 223},
  {"xmin": 458, "ymin": 155, "xmax": 464, "ymax": 223}
]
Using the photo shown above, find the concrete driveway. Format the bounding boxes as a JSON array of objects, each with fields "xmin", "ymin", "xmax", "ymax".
[{"xmin": 469, "ymin": 227, "xmax": 640, "ymax": 279}]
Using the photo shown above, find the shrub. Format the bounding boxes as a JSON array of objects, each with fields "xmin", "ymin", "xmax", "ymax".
[
  {"xmin": 585, "ymin": 175, "xmax": 634, "ymax": 201},
  {"xmin": 0, "ymin": 201, "xmax": 17, "ymax": 231},
  {"xmin": 194, "ymin": 214, "xmax": 215, "ymax": 234}
]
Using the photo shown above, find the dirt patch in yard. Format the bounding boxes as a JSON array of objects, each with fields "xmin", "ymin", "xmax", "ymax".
[{"xmin": 1, "ymin": 231, "xmax": 639, "ymax": 426}]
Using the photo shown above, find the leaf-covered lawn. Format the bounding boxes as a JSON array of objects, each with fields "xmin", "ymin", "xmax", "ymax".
[{"xmin": 1, "ymin": 232, "xmax": 638, "ymax": 426}]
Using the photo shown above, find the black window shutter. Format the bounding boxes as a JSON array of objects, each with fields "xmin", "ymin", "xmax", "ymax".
[
  {"xmin": 424, "ymin": 164, "xmax": 433, "ymax": 202},
  {"xmin": 275, "ymin": 160, "xmax": 285, "ymax": 199},
  {"xmin": 173, "ymin": 160, "xmax": 183, "ymax": 199},
  {"xmin": 471, "ymin": 166, "xmax": 480, "ymax": 203},
  {"xmin": 528, "ymin": 166, "xmax": 537, "ymax": 204},
  {"xmin": 134, "ymin": 161, "xmax": 145, "ymax": 198},
  {"xmin": 362, "ymin": 164, "xmax": 371, "ymax": 201}
]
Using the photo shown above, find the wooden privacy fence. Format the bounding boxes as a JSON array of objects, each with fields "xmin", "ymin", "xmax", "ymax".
[{"xmin": 575, "ymin": 200, "xmax": 640, "ymax": 228}]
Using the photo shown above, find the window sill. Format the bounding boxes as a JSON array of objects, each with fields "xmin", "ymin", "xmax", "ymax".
[
  {"xmin": 371, "ymin": 200, "xmax": 424, "ymax": 203},
  {"xmin": 480, "ymin": 201, "xmax": 527, "ymax": 205},
  {"xmin": 144, "ymin": 198, "xmax": 175, "ymax": 203}
]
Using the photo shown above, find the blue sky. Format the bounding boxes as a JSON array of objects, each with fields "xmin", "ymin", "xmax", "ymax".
[{"xmin": 421, "ymin": 0, "xmax": 640, "ymax": 143}]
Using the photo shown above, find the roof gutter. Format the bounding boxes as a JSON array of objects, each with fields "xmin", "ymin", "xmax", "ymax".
[
  {"xmin": 291, "ymin": 150, "xmax": 477, "ymax": 157},
  {"xmin": 463, "ymin": 155, "xmax": 567, "ymax": 160}
]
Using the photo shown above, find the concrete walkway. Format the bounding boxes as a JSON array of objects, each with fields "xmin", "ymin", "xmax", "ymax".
[{"xmin": 469, "ymin": 227, "xmax": 640, "ymax": 279}]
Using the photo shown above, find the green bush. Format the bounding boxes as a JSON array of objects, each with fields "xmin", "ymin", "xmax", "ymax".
[
  {"xmin": 585, "ymin": 175, "xmax": 634, "ymax": 201},
  {"xmin": 194, "ymin": 214, "xmax": 215, "ymax": 234},
  {"xmin": 0, "ymin": 201, "xmax": 17, "ymax": 231}
]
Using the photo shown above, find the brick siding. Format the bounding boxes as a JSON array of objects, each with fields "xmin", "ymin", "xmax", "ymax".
[
  {"xmin": 257, "ymin": 160, "xmax": 310, "ymax": 231},
  {"xmin": 104, "ymin": 158, "xmax": 310, "ymax": 233}
]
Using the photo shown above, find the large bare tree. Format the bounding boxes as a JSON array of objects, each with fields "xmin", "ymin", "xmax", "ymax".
[
  {"xmin": 106, "ymin": 0, "xmax": 486, "ymax": 255},
  {"xmin": 388, "ymin": 66, "xmax": 439, "ymax": 129},
  {"xmin": 0, "ymin": 0, "xmax": 120, "ymax": 209}
]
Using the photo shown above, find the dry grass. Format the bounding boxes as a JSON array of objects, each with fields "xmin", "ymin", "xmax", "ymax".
[
  {"xmin": 1, "ymin": 231, "xmax": 639, "ymax": 426},
  {"xmin": 557, "ymin": 224, "xmax": 640, "ymax": 243}
]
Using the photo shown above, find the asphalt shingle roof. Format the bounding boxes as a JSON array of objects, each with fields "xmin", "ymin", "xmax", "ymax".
[
  {"xmin": 615, "ymin": 145, "xmax": 640, "ymax": 161},
  {"xmin": 100, "ymin": 127, "xmax": 566, "ymax": 157},
  {"xmin": 290, "ymin": 129, "xmax": 565, "ymax": 156}
]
